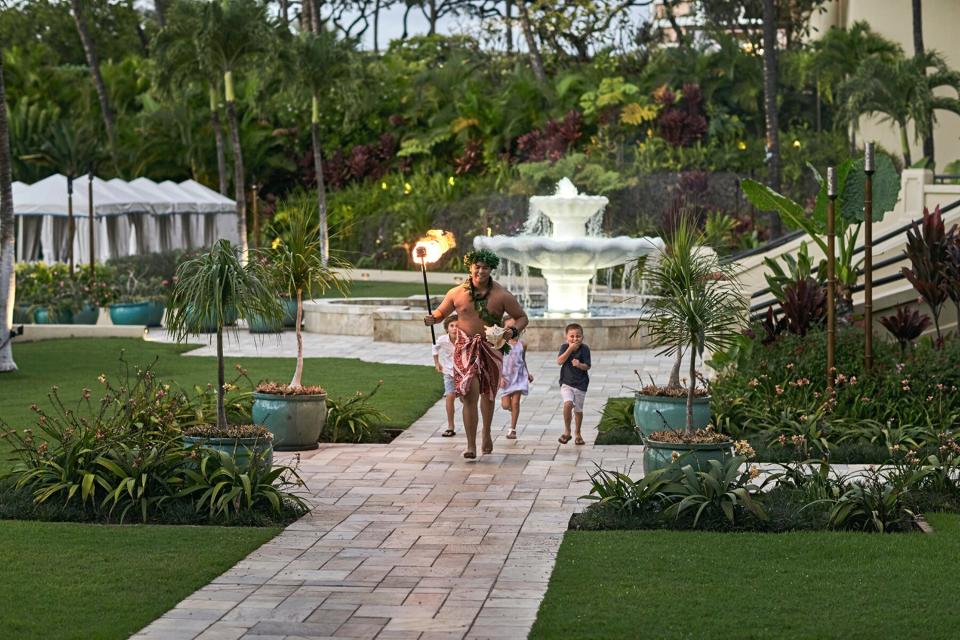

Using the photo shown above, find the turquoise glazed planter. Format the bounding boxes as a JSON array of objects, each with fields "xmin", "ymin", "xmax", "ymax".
[
  {"xmin": 182, "ymin": 435, "xmax": 273, "ymax": 473},
  {"xmin": 73, "ymin": 304, "xmax": 99, "ymax": 325},
  {"xmin": 252, "ymin": 391, "xmax": 326, "ymax": 451},
  {"xmin": 145, "ymin": 301, "xmax": 165, "ymax": 327},
  {"xmin": 282, "ymin": 298, "xmax": 298, "ymax": 327},
  {"xmin": 34, "ymin": 307, "xmax": 73, "ymax": 324},
  {"xmin": 633, "ymin": 393, "xmax": 711, "ymax": 437},
  {"xmin": 109, "ymin": 301, "xmax": 152, "ymax": 325},
  {"xmin": 248, "ymin": 313, "xmax": 283, "ymax": 334},
  {"xmin": 187, "ymin": 305, "xmax": 238, "ymax": 332},
  {"xmin": 642, "ymin": 438, "xmax": 733, "ymax": 475}
]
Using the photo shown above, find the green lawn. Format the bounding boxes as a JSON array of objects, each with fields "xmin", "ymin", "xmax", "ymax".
[
  {"xmin": 322, "ymin": 279, "xmax": 453, "ymax": 298},
  {"xmin": 531, "ymin": 512, "xmax": 960, "ymax": 639},
  {"xmin": 0, "ymin": 337, "xmax": 440, "ymax": 639},
  {"xmin": 0, "ymin": 338, "xmax": 441, "ymax": 473},
  {"xmin": 0, "ymin": 520, "xmax": 278, "ymax": 640}
]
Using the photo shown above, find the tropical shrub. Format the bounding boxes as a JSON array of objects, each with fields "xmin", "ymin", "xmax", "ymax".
[{"xmin": 323, "ymin": 381, "xmax": 390, "ymax": 443}]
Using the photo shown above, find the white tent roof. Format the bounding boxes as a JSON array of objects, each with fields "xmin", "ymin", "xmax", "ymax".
[
  {"xmin": 177, "ymin": 179, "xmax": 236, "ymax": 214},
  {"xmin": 13, "ymin": 174, "xmax": 236, "ymax": 217}
]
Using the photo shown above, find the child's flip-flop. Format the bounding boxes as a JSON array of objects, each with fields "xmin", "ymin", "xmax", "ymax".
[
  {"xmin": 575, "ymin": 435, "xmax": 585, "ymax": 445},
  {"xmin": 441, "ymin": 429, "xmax": 456, "ymax": 437},
  {"xmin": 558, "ymin": 434, "xmax": 572, "ymax": 444},
  {"xmin": 506, "ymin": 429, "xmax": 517, "ymax": 440}
]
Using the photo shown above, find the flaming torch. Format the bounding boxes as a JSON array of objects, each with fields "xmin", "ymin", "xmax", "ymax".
[{"xmin": 412, "ymin": 230, "xmax": 456, "ymax": 345}]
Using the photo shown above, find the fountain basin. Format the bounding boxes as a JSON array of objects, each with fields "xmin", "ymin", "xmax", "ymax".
[{"xmin": 302, "ymin": 296, "xmax": 656, "ymax": 350}]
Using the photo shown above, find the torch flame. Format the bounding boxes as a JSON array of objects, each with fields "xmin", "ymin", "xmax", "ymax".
[{"xmin": 412, "ymin": 229, "xmax": 456, "ymax": 265}]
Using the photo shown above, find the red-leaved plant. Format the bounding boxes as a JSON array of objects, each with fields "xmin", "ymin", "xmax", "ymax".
[{"xmin": 880, "ymin": 306, "xmax": 932, "ymax": 357}]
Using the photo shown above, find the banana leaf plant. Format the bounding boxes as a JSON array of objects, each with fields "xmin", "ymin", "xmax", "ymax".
[{"xmin": 166, "ymin": 240, "xmax": 283, "ymax": 428}]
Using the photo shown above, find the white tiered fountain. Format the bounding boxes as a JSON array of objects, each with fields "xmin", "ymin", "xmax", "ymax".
[{"xmin": 474, "ymin": 178, "xmax": 663, "ymax": 316}]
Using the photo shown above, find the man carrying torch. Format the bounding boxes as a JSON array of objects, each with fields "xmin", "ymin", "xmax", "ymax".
[{"xmin": 424, "ymin": 249, "xmax": 529, "ymax": 459}]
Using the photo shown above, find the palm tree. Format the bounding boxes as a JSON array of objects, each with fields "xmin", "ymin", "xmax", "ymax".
[
  {"xmin": 290, "ymin": 29, "xmax": 355, "ymax": 265},
  {"xmin": 811, "ymin": 21, "xmax": 899, "ymax": 153},
  {"xmin": 166, "ymin": 240, "xmax": 282, "ymax": 427},
  {"xmin": 840, "ymin": 51, "xmax": 960, "ymax": 166},
  {"xmin": 761, "ymin": 0, "xmax": 782, "ymax": 238},
  {"xmin": 642, "ymin": 216, "xmax": 744, "ymax": 433},
  {"xmin": 199, "ymin": 0, "xmax": 272, "ymax": 257},
  {"xmin": 269, "ymin": 200, "xmax": 345, "ymax": 388},
  {"xmin": 0, "ymin": 42, "xmax": 17, "ymax": 373},
  {"xmin": 152, "ymin": 0, "xmax": 230, "ymax": 196},
  {"xmin": 69, "ymin": 0, "xmax": 117, "ymax": 155},
  {"xmin": 516, "ymin": 1, "xmax": 546, "ymax": 83}
]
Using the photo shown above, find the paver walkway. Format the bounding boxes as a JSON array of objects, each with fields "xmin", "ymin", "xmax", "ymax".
[{"xmin": 136, "ymin": 331, "xmax": 674, "ymax": 640}]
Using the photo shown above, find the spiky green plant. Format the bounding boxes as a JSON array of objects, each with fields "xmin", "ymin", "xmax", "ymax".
[
  {"xmin": 641, "ymin": 215, "xmax": 745, "ymax": 434},
  {"xmin": 268, "ymin": 199, "xmax": 347, "ymax": 388},
  {"xmin": 166, "ymin": 240, "xmax": 282, "ymax": 427}
]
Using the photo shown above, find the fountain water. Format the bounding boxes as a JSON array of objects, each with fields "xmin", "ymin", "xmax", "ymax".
[{"xmin": 474, "ymin": 178, "xmax": 663, "ymax": 316}]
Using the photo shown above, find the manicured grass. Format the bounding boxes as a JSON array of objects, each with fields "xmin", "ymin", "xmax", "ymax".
[
  {"xmin": 531, "ymin": 512, "xmax": 960, "ymax": 639},
  {"xmin": 0, "ymin": 520, "xmax": 278, "ymax": 640},
  {"xmin": 0, "ymin": 338, "xmax": 440, "ymax": 473},
  {"xmin": 321, "ymin": 279, "xmax": 452, "ymax": 298}
]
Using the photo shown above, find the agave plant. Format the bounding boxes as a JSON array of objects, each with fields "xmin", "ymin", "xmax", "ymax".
[
  {"xmin": 879, "ymin": 306, "xmax": 931, "ymax": 356},
  {"xmin": 166, "ymin": 240, "xmax": 283, "ymax": 428},
  {"xmin": 901, "ymin": 206, "xmax": 948, "ymax": 343}
]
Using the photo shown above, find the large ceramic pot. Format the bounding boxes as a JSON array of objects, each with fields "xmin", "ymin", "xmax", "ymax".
[
  {"xmin": 281, "ymin": 298, "xmax": 298, "ymax": 327},
  {"xmin": 252, "ymin": 391, "xmax": 326, "ymax": 451},
  {"xmin": 144, "ymin": 300, "xmax": 165, "ymax": 327},
  {"xmin": 182, "ymin": 435, "xmax": 273, "ymax": 472},
  {"xmin": 633, "ymin": 393, "xmax": 711, "ymax": 437},
  {"xmin": 642, "ymin": 438, "xmax": 733, "ymax": 475},
  {"xmin": 110, "ymin": 301, "xmax": 152, "ymax": 325},
  {"xmin": 187, "ymin": 305, "xmax": 238, "ymax": 332},
  {"xmin": 73, "ymin": 304, "xmax": 99, "ymax": 325},
  {"xmin": 34, "ymin": 307, "xmax": 73, "ymax": 324},
  {"xmin": 248, "ymin": 313, "xmax": 283, "ymax": 334},
  {"xmin": 13, "ymin": 305, "xmax": 33, "ymax": 324}
]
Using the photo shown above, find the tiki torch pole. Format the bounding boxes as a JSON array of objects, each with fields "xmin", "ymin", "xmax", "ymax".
[
  {"xmin": 88, "ymin": 169, "xmax": 95, "ymax": 280},
  {"xmin": 67, "ymin": 174, "xmax": 74, "ymax": 276},
  {"xmin": 864, "ymin": 143, "xmax": 875, "ymax": 373},
  {"xmin": 416, "ymin": 246, "xmax": 436, "ymax": 345},
  {"xmin": 827, "ymin": 167, "xmax": 837, "ymax": 391}
]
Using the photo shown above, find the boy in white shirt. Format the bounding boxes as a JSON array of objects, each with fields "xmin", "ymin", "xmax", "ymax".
[{"xmin": 432, "ymin": 315, "xmax": 459, "ymax": 437}]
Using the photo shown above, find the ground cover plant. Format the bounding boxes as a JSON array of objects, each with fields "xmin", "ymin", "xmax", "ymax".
[
  {"xmin": 0, "ymin": 520, "xmax": 278, "ymax": 640},
  {"xmin": 531, "ymin": 512, "xmax": 960, "ymax": 640}
]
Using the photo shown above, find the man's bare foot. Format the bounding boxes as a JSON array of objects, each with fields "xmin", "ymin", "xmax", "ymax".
[{"xmin": 463, "ymin": 450, "xmax": 477, "ymax": 459}]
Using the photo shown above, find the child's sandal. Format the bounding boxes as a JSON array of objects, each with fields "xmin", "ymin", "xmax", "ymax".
[
  {"xmin": 558, "ymin": 434, "xmax": 572, "ymax": 444},
  {"xmin": 506, "ymin": 429, "xmax": 517, "ymax": 440}
]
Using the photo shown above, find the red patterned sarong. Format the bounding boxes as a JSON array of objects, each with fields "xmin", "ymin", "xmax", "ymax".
[{"xmin": 453, "ymin": 330, "xmax": 503, "ymax": 401}]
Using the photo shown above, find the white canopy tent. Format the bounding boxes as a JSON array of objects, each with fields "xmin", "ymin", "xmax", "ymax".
[{"xmin": 12, "ymin": 174, "xmax": 240, "ymax": 263}]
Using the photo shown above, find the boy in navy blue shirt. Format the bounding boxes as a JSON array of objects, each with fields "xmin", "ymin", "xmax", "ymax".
[{"xmin": 556, "ymin": 323, "xmax": 591, "ymax": 445}]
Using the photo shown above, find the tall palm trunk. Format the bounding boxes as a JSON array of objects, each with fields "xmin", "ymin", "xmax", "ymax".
[
  {"xmin": 0, "ymin": 43, "xmax": 17, "ymax": 372},
  {"xmin": 667, "ymin": 347, "xmax": 683, "ymax": 390},
  {"xmin": 311, "ymin": 95, "xmax": 329, "ymax": 264},
  {"xmin": 155, "ymin": 0, "xmax": 167, "ymax": 27},
  {"xmin": 216, "ymin": 326, "xmax": 227, "ymax": 427},
  {"xmin": 373, "ymin": 0, "xmax": 380, "ymax": 52},
  {"xmin": 279, "ymin": 0, "xmax": 289, "ymax": 29},
  {"xmin": 685, "ymin": 346, "xmax": 696, "ymax": 436},
  {"xmin": 762, "ymin": 0, "xmax": 782, "ymax": 238},
  {"xmin": 900, "ymin": 122, "xmax": 913, "ymax": 166},
  {"xmin": 224, "ymin": 71, "xmax": 248, "ymax": 256},
  {"xmin": 912, "ymin": 0, "xmax": 934, "ymax": 164},
  {"xmin": 517, "ymin": 1, "xmax": 546, "ymax": 83},
  {"xmin": 505, "ymin": 0, "xmax": 513, "ymax": 53},
  {"xmin": 290, "ymin": 288, "xmax": 304, "ymax": 388},
  {"xmin": 210, "ymin": 86, "xmax": 229, "ymax": 196},
  {"xmin": 70, "ymin": 0, "xmax": 116, "ymax": 151}
]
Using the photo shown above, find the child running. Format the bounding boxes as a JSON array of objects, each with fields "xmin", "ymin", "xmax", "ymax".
[
  {"xmin": 499, "ymin": 335, "xmax": 534, "ymax": 439},
  {"xmin": 432, "ymin": 315, "xmax": 459, "ymax": 437},
  {"xmin": 556, "ymin": 323, "xmax": 591, "ymax": 445}
]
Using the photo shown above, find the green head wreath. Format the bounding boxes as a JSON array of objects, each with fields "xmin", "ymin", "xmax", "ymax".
[{"xmin": 463, "ymin": 249, "xmax": 500, "ymax": 270}]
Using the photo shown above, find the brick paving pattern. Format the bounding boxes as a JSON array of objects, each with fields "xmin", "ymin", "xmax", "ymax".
[{"xmin": 136, "ymin": 331, "xmax": 673, "ymax": 639}]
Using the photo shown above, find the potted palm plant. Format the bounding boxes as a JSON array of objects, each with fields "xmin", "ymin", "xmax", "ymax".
[
  {"xmin": 251, "ymin": 200, "xmax": 345, "ymax": 450},
  {"xmin": 639, "ymin": 214, "xmax": 745, "ymax": 473},
  {"xmin": 166, "ymin": 239, "xmax": 283, "ymax": 467}
]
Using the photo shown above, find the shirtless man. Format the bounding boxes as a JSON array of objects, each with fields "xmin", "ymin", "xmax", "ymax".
[{"xmin": 424, "ymin": 249, "xmax": 529, "ymax": 459}]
